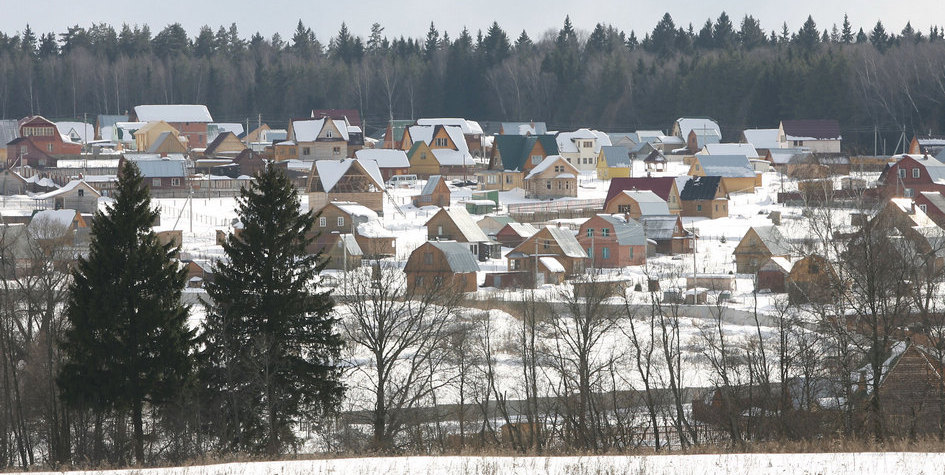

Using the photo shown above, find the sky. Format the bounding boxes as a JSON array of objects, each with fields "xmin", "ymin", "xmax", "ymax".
[{"xmin": 3, "ymin": 0, "xmax": 942, "ymax": 42}]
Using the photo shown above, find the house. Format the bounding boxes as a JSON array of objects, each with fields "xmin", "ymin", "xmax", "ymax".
[
  {"xmin": 596, "ymin": 145, "xmax": 632, "ymax": 180},
  {"xmin": 95, "ymin": 114, "xmax": 128, "ymax": 141},
  {"xmin": 479, "ymin": 134, "xmax": 558, "ymax": 191},
  {"xmin": 866, "ymin": 342, "xmax": 945, "ymax": 437},
  {"xmin": 500, "ymin": 122, "xmax": 548, "ymax": 135},
  {"xmin": 412, "ymin": 175, "xmax": 450, "ymax": 208},
  {"xmin": 679, "ymin": 175, "xmax": 729, "ymax": 219},
  {"xmin": 507, "ymin": 226, "xmax": 586, "ymax": 283},
  {"xmin": 477, "ymin": 215, "xmax": 516, "ymax": 238},
  {"xmin": 382, "ymin": 119, "xmax": 414, "ymax": 149},
  {"xmin": 787, "ymin": 254, "xmax": 839, "ymax": 305},
  {"xmin": 307, "ymin": 159, "xmax": 385, "ymax": 215},
  {"xmin": 605, "ymin": 177, "xmax": 683, "ymax": 215},
  {"xmin": 877, "ymin": 154, "xmax": 945, "ymax": 198},
  {"xmin": 402, "ymin": 124, "xmax": 476, "ymax": 175},
  {"xmin": 311, "ymin": 233, "xmax": 362, "ymax": 271},
  {"xmin": 603, "ymin": 190, "xmax": 670, "ymax": 218},
  {"xmin": 231, "ymin": 149, "xmax": 267, "ymax": 178},
  {"xmin": 425, "ymin": 207, "xmax": 497, "ymax": 261},
  {"xmin": 273, "ymin": 140, "xmax": 298, "ymax": 161},
  {"xmin": 756, "ymin": 257, "xmax": 792, "ymax": 293},
  {"xmin": 133, "ymin": 105, "xmax": 213, "ymax": 148},
  {"xmin": 555, "ymin": 128, "xmax": 612, "ymax": 171},
  {"xmin": 495, "ymin": 222, "xmax": 538, "ymax": 248},
  {"xmin": 313, "ymin": 202, "xmax": 393, "ymax": 258},
  {"xmin": 699, "ymin": 143, "xmax": 761, "ymax": 160},
  {"xmin": 55, "ymin": 121, "xmax": 95, "ymax": 144},
  {"xmin": 0, "ymin": 169, "xmax": 27, "ymax": 195},
  {"xmin": 123, "ymin": 157, "xmax": 188, "ymax": 193},
  {"xmin": 785, "ymin": 153, "xmax": 851, "ymax": 179},
  {"xmin": 578, "ymin": 214, "xmax": 647, "ymax": 268},
  {"xmin": 404, "ymin": 241, "xmax": 480, "ymax": 293},
  {"xmin": 204, "ymin": 131, "xmax": 247, "ymax": 158},
  {"xmin": 640, "ymin": 215, "xmax": 694, "ymax": 255},
  {"xmin": 406, "ymin": 140, "xmax": 475, "ymax": 179},
  {"xmin": 7, "ymin": 116, "xmax": 83, "ymax": 167},
  {"xmin": 909, "ymin": 136, "xmax": 945, "ymax": 156},
  {"xmin": 673, "ymin": 118, "xmax": 721, "ymax": 154},
  {"xmin": 134, "ymin": 121, "xmax": 181, "ymax": 152},
  {"xmin": 608, "ymin": 132, "xmax": 638, "ymax": 149},
  {"xmin": 523, "ymin": 155, "xmax": 578, "ymax": 199},
  {"xmin": 777, "ymin": 120, "xmax": 841, "ymax": 153},
  {"xmin": 741, "ymin": 128, "xmax": 781, "ymax": 153},
  {"xmin": 32, "ymin": 180, "xmax": 101, "ymax": 214},
  {"xmin": 355, "ymin": 149, "xmax": 410, "ymax": 181},
  {"xmin": 415, "ymin": 118, "xmax": 484, "ymax": 156},
  {"xmin": 288, "ymin": 116, "xmax": 358, "ymax": 161},
  {"xmin": 147, "ymin": 131, "xmax": 189, "ymax": 156},
  {"xmin": 0, "ymin": 119, "xmax": 18, "ymax": 163},
  {"xmin": 689, "ymin": 154, "xmax": 760, "ymax": 193},
  {"xmin": 28, "ymin": 208, "xmax": 89, "ymax": 247},
  {"xmin": 915, "ymin": 191, "xmax": 945, "ymax": 228},
  {"xmin": 354, "ymin": 219, "xmax": 397, "ymax": 258},
  {"xmin": 734, "ymin": 225, "xmax": 791, "ymax": 274}
]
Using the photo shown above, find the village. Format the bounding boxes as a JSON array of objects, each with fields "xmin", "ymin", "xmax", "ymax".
[{"xmin": 3, "ymin": 105, "xmax": 945, "ymax": 445}]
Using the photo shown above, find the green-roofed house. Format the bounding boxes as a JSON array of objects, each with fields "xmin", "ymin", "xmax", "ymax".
[
  {"xmin": 383, "ymin": 119, "xmax": 414, "ymax": 149},
  {"xmin": 477, "ymin": 134, "xmax": 558, "ymax": 191}
]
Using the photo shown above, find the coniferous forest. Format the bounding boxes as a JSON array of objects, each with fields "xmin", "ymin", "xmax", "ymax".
[{"xmin": 1, "ymin": 13, "xmax": 945, "ymax": 151}]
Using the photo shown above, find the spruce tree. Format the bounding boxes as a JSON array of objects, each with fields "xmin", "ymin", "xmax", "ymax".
[
  {"xmin": 58, "ymin": 162, "xmax": 193, "ymax": 465},
  {"xmin": 199, "ymin": 164, "xmax": 343, "ymax": 455}
]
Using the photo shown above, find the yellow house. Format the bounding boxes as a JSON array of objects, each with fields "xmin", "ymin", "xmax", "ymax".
[
  {"xmin": 205, "ymin": 131, "xmax": 248, "ymax": 158},
  {"xmin": 407, "ymin": 141, "xmax": 439, "ymax": 177},
  {"xmin": 596, "ymin": 145, "xmax": 632, "ymax": 180},
  {"xmin": 273, "ymin": 141, "xmax": 297, "ymax": 161},
  {"xmin": 146, "ymin": 131, "xmax": 188, "ymax": 155},
  {"xmin": 134, "ymin": 121, "xmax": 180, "ymax": 152},
  {"xmin": 406, "ymin": 138, "xmax": 474, "ymax": 178},
  {"xmin": 689, "ymin": 154, "xmax": 761, "ymax": 193},
  {"xmin": 244, "ymin": 124, "xmax": 270, "ymax": 144}
]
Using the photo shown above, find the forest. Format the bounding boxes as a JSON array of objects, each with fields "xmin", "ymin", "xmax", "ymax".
[{"xmin": 0, "ymin": 13, "xmax": 944, "ymax": 152}]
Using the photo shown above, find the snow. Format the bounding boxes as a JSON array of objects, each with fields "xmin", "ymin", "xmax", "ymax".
[
  {"xmin": 292, "ymin": 118, "xmax": 349, "ymax": 142},
  {"xmin": 26, "ymin": 452, "xmax": 945, "ymax": 474},
  {"xmin": 134, "ymin": 104, "xmax": 213, "ymax": 123}
]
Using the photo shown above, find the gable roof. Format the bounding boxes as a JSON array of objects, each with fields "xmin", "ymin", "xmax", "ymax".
[
  {"xmin": 387, "ymin": 120, "xmax": 413, "ymax": 144},
  {"xmin": 134, "ymin": 104, "xmax": 213, "ymax": 123},
  {"xmin": 431, "ymin": 148, "xmax": 474, "ymax": 166},
  {"xmin": 748, "ymin": 225, "xmax": 791, "ymax": 256},
  {"xmin": 700, "ymin": 143, "xmax": 760, "ymax": 159},
  {"xmin": 147, "ymin": 131, "xmax": 187, "ymax": 154},
  {"xmin": 605, "ymin": 177, "xmax": 677, "ymax": 204},
  {"xmin": 204, "ymin": 131, "xmax": 245, "ymax": 155},
  {"xmin": 32, "ymin": 179, "xmax": 101, "ymax": 200},
  {"xmin": 492, "ymin": 134, "xmax": 558, "ymax": 171},
  {"xmin": 420, "ymin": 175, "xmax": 447, "ymax": 196},
  {"xmin": 742, "ymin": 128, "xmax": 780, "ymax": 150},
  {"xmin": 619, "ymin": 190, "xmax": 670, "ymax": 215},
  {"xmin": 311, "ymin": 109, "xmax": 362, "ymax": 128},
  {"xmin": 55, "ymin": 121, "xmax": 95, "ymax": 143},
  {"xmin": 895, "ymin": 154, "xmax": 945, "ymax": 184},
  {"xmin": 592, "ymin": 214, "xmax": 647, "ymax": 246},
  {"xmin": 920, "ymin": 191, "xmax": 945, "ymax": 214},
  {"xmin": 676, "ymin": 118, "xmax": 720, "ymax": 139},
  {"xmin": 525, "ymin": 155, "xmax": 578, "ymax": 180},
  {"xmin": 131, "ymin": 159, "xmax": 187, "ymax": 178},
  {"xmin": 680, "ymin": 175, "xmax": 724, "ymax": 201},
  {"xmin": 292, "ymin": 118, "xmax": 349, "ymax": 142},
  {"xmin": 556, "ymin": 128, "xmax": 612, "ymax": 154},
  {"xmin": 640, "ymin": 215, "xmax": 684, "ymax": 240},
  {"xmin": 427, "ymin": 241, "xmax": 481, "ymax": 273},
  {"xmin": 695, "ymin": 155, "xmax": 756, "ymax": 178},
  {"xmin": 312, "ymin": 159, "xmax": 384, "ymax": 192},
  {"xmin": 599, "ymin": 145, "xmax": 631, "ymax": 168},
  {"xmin": 501, "ymin": 122, "xmax": 547, "ymax": 135},
  {"xmin": 428, "ymin": 207, "xmax": 489, "ymax": 242},
  {"xmin": 504, "ymin": 222, "xmax": 539, "ymax": 238},
  {"xmin": 416, "ymin": 118, "xmax": 483, "ymax": 135},
  {"xmin": 780, "ymin": 119, "xmax": 841, "ymax": 140},
  {"xmin": 355, "ymin": 149, "xmax": 410, "ymax": 169}
]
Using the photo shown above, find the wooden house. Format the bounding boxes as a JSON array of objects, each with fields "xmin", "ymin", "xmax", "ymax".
[
  {"xmin": 909, "ymin": 136, "xmax": 945, "ymax": 156},
  {"xmin": 404, "ymin": 125, "xmax": 475, "ymax": 178},
  {"xmin": 756, "ymin": 257, "xmax": 792, "ymax": 293},
  {"xmin": 640, "ymin": 215, "xmax": 693, "ymax": 255},
  {"xmin": 689, "ymin": 154, "xmax": 760, "ymax": 193},
  {"xmin": 204, "ymin": 131, "xmax": 247, "ymax": 158},
  {"xmin": 355, "ymin": 149, "xmax": 410, "ymax": 181},
  {"xmin": 596, "ymin": 145, "xmax": 632, "ymax": 179},
  {"xmin": 307, "ymin": 159, "xmax": 385, "ymax": 215},
  {"xmin": 523, "ymin": 155, "xmax": 578, "ymax": 199},
  {"xmin": 404, "ymin": 241, "xmax": 480, "ymax": 294},
  {"xmin": 787, "ymin": 255, "xmax": 839, "ymax": 305},
  {"xmin": 133, "ymin": 121, "xmax": 180, "ymax": 152},
  {"xmin": 311, "ymin": 233, "xmax": 363, "ymax": 271},
  {"xmin": 495, "ymin": 222, "xmax": 538, "ymax": 248},
  {"xmin": 477, "ymin": 215, "xmax": 516, "ymax": 238},
  {"xmin": 32, "ymin": 180, "xmax": 100, "ymax": 214},
  {"xmin": 425, "ymin": 207, "xmax": 496, "ymax": 260},
  {"xmin": 414, "ymin": 118, "xmax": 484, "ymax": 156},
  {"xmin": 412, "ymin": 175, "xmax": 450, "ymax": 207},
  {"xmin": 734, "ymin": 226, "xmax": 791, "ymax": 274},
  {"xmin": 605, "ymin": 177, "xmax": 682, "ymax": 215},
  {"xmin": 578, "ymin": 214, "xmax": 647, "ymax": 268},
  {"xmin": 147, "ymin": 131, "xmax": 188, "ymax": 156},
  {"xmin": 480, "ymin": 134, "xmax": 558, "ymax": 191},
  {"xmin": 603, "ymin": 190, "xmax": 670, "ymax": 218},
  {"xmin": 133, "ymin": 105, "xmax": 213, "ymax": 148},
  {"xmin": 382, "ymin": 119, "xmax": 414, "ymax": 149},
  {"xmin": 121, "ymin": 157, "xmax": 188, "ymax": 193},
  {"xmin": 679, "ymin": 175, "xmax": 729, "ymax": 219},
  {"xmin": 289, "ymin": 116, "xmax": 356, "ymax": 161},
  {"xmin": 869, "ymin": 342, "xmax": 945, "ymax": 437},
  {"xmin": 507, "ymin": 226, "xmax": 587, "ymax": 280}
]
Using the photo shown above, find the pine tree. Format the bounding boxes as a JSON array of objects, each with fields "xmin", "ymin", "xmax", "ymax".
[
  {"xmin": 199, "ymin": 164, "xmax": 343, "ymax": 455},
  {"xmin": 58, "ymin": 162, "xmax": 193, "ymax": 465},
  {"xmin": 841, "ymin": 14, "xmax": 854, "ymax": 43}
]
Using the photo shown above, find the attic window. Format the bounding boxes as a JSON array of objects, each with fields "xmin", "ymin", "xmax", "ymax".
[
  {"xmin": 77, "ymin": 189, "xmax": 84, "ymax": 197},
  {"xmin": 435, "ymin": 137, "xmax": 448, "ymax": 147},
  {"xmin": 326, "ymin": 130, "xmax": 333, "ymax": 138},
  {"xmin": 531, "ymin": 155, "xmax": 542, "ymax": 164}
]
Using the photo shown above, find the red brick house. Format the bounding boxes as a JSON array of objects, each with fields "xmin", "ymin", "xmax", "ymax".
[
  {"xmin": 7, "ymin": 116, "xmax": 82, "ymax": 167},
  {"xmin": 577, "ymin": 214, "xmax": 647, "ymax": 268},
  {"xmin": 877, "ymin": 154, "xmax": 945, "ymax": 199}
]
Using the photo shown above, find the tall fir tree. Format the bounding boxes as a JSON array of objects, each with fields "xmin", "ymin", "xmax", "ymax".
[
  {"xmin": 199, "ymin": 164, "xmax": 343, "ymax": 455},
  {"xmin": 58, "ymin": 162, "xmax": 193, "ymax": 466}
]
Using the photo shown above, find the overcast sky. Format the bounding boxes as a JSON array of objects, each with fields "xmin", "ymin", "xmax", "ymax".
[{"xmin": 4, "ymin": 0, "xmax": 941, "ymax": 42}]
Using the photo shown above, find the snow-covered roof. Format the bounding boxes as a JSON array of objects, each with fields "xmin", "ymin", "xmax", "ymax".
[
  {"xmin": 292, "ymin": 118, "xmax": 350, "ymax": 142},
  {"xmin": 555, "ymin": 128, "xmax": 612, "ymax": 154},
  {"xmin": 431, "ymin": 207, "xmax": 490, "ymax": 243},
  {"xmin": 700, "ymin": 143, "xmax": 760, "ymax": 159},
  {"xmin": 539, "ymin": 256, "xmax": 566, "ymax": 273},
  {"xmin": 695, "ymin": 155, "xmax": 756, "ymax": 178},
  {"xmin": 750, "ymin": 225, "xmax": 791, "ymax": 256},
  {"xmin": 416, "ymin": 118, "xmax": 483, "ymax": 135},
  {"xmin": 544, "ymin": 226, "xmax": 587, "ymax": 258},
  {"xmin": 502, "ymin": 122, "xmax": 548, "ymax": 135},
  {"xmin": 594, "ymin": 214, "xmax": 647, "ymax": 246},
  {"xmin": 426, "ymin": 241, "xmax": 480, "ymax": 273},
  {"xmin": 210, "ymin": 123, "xmax": 245, "ymax": 136},
  {"xmin": 355, "ymin": 149, "xmax": 409, "ymax": 169},
  {"xmin": 356, "ymin": 219, "xmax": 394, "ymax": 238},
  {"xmin": 525, "ymin": 155, "xmax": 578, "ymax": 180},
  {"xmin": 894, "ymin": 154, "xmax": 945, "ymax": 185},
  {"xmin": 742, "ymin": 128, "xmax": 780, "ymax": 150},
  {"xmin": 134, "ymin": 104, "xmax": 213, "ymax": 123},
  {"xmin": 632, "ymin": 130, "xmax": 665, "ymax": 143},
  {"xmin": 770, "ymin": 148, "xmax": 811, "ymax": 165},
  {"xmin": 55, "ymin": 121, "xmax": 95, "ymax": 143},
  {"xmin": 431, "ymin": 148, "xmax": 474, "ymax": 166},
  {"xmin": 620, "ymin": 190, "xmax": 670, "ymax": 216},
  {"xmin": 420, "ymin": 175, "xmax": 445, "ymax": 196},
  {"xmin": 133, "ymin": 159, "xmax": 187, "ymax": 178},
  {"xmin": 676, "ymin": 118, "xmax": 721, "ymax": 139},
  {"xmin": 334, "ymin": 202, "xmax": 379, "ymax": 220},
  {"xmin": 313, "ymin": 159, "xmax": 384, "ymax": 192},
  {"xmin": 640, "ymin": 215, "xmax": 682, "ymax": 240},
  {"xmin": 32, "ymin": 180, "xmax": 100, "ymax": 200}
]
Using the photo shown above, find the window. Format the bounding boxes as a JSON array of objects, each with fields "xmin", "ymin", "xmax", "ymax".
[
  {"xmin": 587, "ymin": 248, "xmax": 593, "ymax": 257},
  {"xmin": 415, "ymin": 276, "xmax": 424, "ymax": 287},
  {"xmin": 601, "ymin": 247, "xmax": 610, "ymax": 259},
  {"xmin": 77, "ymin": 189, "xmax": 84, "ymax": 197},
  {"xmin": 302, "ymin": 146, "xmax": 311, "ymax": 156},
  {"xmin": 435, "ymin": 137, "xmax": 448, "ymax": 147},
  {"xmin": 586, "ymin": 228, "xmax": 594, "ymax": 237},
  {"xmin": 20, "ymin": 145, "xmax": 26, "ymax": 153},
  {"xmin": 554, "ymin": 165, "xmax": 564, "ymax": 173},
  {"xmin": 505, "ymin": 175, "xmax": 512, "ymax": 184},
  {"xmin": 546, "ymin": 181, "xmax": 552, "ymax": 190},
  {"xmin": 531, "ymin": 155, "xmax": 542, "ymax": 165},
  {"xmin": 420, "ymin": 152, "xmax": 427, "ymax": 160},
  {"xmin": 714, "ymin": 204, "xmax": 718, "ymax": 211},
  {"xmin": 904, "ymin": 187, "xmax": 914, "ymax": 198},
  {"xmin": 697, "ymin": 204, "xmax": 702, "ymax": 211},
  {"xmin": 487, "ymin": 175, "xmax": 497, "ymax": 184},
  {"xmin": 326, "ymin": 130, "xmax": 333, "ymax": 138},
  {"xmin": 629, "ymin": 247, "xmax": 634, "ymax": 258},
  {"xmin": 337, "ymin": 217, "xmax": 345, "ymax": 227},
  {"xmin": 47, "ymin": 144, "xmax": 53, "ymax": 152},
  {"xmin": 601, "ymin": 228, "xmax": 610, "ymax": 237},
  {"xmin": 171, "ymin": 178, "xmax": 181, "ymax": 187},
  {"xmin": 913, "ymin": 168, "xmax": 921, "ymax": 178},
  {"xmin": 423, "ymin": 252, "xmax": 433, "ymax": 265},
  {"xmin": 333, "ymin": 146, "xmax": 341, "ymax": 155},
  {"xmin": 920, "ymin": 204, "xmax": 928, "ymax": 213},
  {"xmin": 583, "ymin": 141, "xmax": 593, "ymax": 148},
  {"xmin": 618, "ymin": 205, "xmax": 631, "ymax": 214},
  {"xmin": 899, "ymin": 168, "xmax": 906, "ymax": 178},
  {"xmin": 152, "ymin": 178, "xmax": 161, "ymax": 187},
  {"xmin": 437, "ymin": 225, "xmax": 443, "ymax": 236},
  {"xmin": 319, "ymin": 217, "xmax": 327, "ymax": 227}
]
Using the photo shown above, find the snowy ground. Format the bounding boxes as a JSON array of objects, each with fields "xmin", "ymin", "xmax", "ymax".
[{"xmin": 27, "ymin": 452, "xmax": 945, "ymax": 474}]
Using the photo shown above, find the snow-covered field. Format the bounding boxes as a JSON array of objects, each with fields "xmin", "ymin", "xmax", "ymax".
[{"xmin": 27, "ymin": 452, "xmax": 945, "ymax": 474}]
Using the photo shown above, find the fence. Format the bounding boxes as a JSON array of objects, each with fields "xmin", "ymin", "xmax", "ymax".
[{"xmin": 157, "ymin": 203, "xmax": 235, "ymax": 229}]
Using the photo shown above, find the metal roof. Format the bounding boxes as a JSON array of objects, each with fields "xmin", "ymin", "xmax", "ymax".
[
  {"xmin": 428, "ymin": 241, "xmax": 481, "ymax": 273},
  {"xmin": 130, "ymin": 159, "xmax": 187, "ymax": 178}
]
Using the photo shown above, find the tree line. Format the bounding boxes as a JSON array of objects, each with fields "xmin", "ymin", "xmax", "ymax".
[{"xmin": 0, "ymin": 13, "xmax": 944, "ymax": 151}]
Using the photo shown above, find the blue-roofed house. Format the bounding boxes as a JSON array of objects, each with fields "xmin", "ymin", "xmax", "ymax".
[
  {"xmin": 121, "ymin": 156, "xmax": 188, "ymax": 192},
  {"xmin": 596, "ymin": 145, "xmax": 632, "ymax": 180},
  {"xmin": 578, "ymin": 214, "xmax": 648, "ymax": 268}
]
